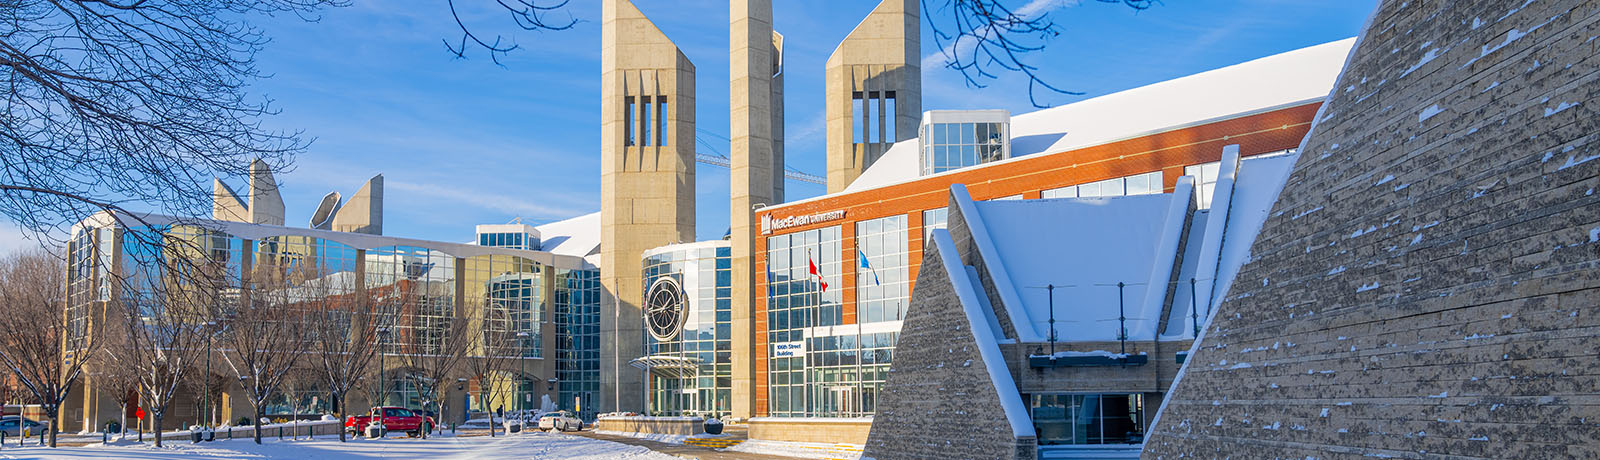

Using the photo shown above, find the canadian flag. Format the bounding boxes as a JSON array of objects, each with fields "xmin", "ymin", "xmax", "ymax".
[{"xmin": 808, "ymin": 254, "xmax": 829, "ymax": 293}]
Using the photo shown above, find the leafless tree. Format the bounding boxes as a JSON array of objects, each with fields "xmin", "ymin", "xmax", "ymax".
[
  {"xmin": 922, "ymin": 0, "xmax": 1156, "ymax": 108},
  {"xmin": 464, "ymin": 298, "xmax": 519, "ymax": 437},
  {"xmin": 0, "ymin": 248, "xmax": 87, "ymax": 447},
  {"xmin": 105, "ymin": 250, "xmax": 219, "ymax": 448},
  {"xmin": 0, "ymin": 1, "xmax": 345, "ymax": 246},
  {"xmin": 215, "ymin": 264, "xmax": 312, "ymax": 444},
  {"xmin": 394, "ymin": 281, "xmax": 480, "ymax": 439},
  {"xmin": 305, "ymin": 271, "xmax": 379, "ymax": 442},
  {"xmin": 95, "ymin": 347, "xmax": 143, "ymax": 439}
]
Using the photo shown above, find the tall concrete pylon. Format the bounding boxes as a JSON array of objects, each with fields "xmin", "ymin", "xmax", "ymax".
[
  {"xmin": 729, "ymin": 0, "xmax": 783, "ymax": 419},
  {"xmin": 825, "ymin": 0, "xmax": 920, "ymax": 193},
  {"xmin": 600, "ymin": 0, "xmax": 696, "ymax": 415},
  {"xmin": 212, "ymin": 159, "xmax": 286, "ymax": 226}
]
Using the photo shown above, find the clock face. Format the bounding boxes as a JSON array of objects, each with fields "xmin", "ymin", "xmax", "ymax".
[{"xmin": 645, "ymin": 277, "xmax": 686, "ymax": 341}]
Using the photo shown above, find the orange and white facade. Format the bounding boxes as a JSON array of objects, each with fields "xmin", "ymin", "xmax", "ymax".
[{"xmin": 744, "ymin": 39, "xmax": 1354, "ymax": 420}]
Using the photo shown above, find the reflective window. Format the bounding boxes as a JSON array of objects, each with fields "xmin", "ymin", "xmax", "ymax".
[
  {"xmin": 1185, "ymin": 162, "xmax": 1221, "ymax": 209},
  {"xmin": 921, "ymin": 208, "xmax": 949, "ymax": 242},
  {"xmin": 855, "ymin": 215, "xmax": 909, "ymax": 324},
  {"xmin": 1031, "ymin": 393, "xmax": 1146, "ymax": 445},
  {"xmin": 554, "ymin": 268, "xmax": 601, "ymax": 422},
  {"xmin": 1042, "ymin": 171, "xmax": 1164, "ymax": 199},
  {"xmin": 920, "ymin": 121, "xmax": 1006, "ymax": 175},
  {"xmin": 642, "ymin": 244, "xmax": 732, "ymax": 418}
]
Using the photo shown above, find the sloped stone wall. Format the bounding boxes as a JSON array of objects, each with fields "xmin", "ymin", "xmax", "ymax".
[
  {"xmin": 863, "ymin": 236, "xmax": 1034, "ymax": 460},
  {"xmin": 1144, "ymin": 0, "xmax": 1600, "ymax": 458}
]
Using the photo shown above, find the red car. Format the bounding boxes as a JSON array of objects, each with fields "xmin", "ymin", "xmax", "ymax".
[{"xmin": 346, "ymin": 406, "xmax": 436, "ymax": 438}]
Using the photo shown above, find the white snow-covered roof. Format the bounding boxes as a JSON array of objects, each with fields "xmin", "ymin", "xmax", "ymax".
[
  {"xmin": 535, "ymin": 212, "xmax": 602, "ymax": 265},
  {"xmin": 967, "ymin": 193, "xmax": 1180, "ymax": 343},
  {"xmin": 842, "ymin": 38, "xmax": 1353, "ymax": 194},
  {"xmin": 75, "ymin": 211, "xmax": 596, "ymax": 270}
]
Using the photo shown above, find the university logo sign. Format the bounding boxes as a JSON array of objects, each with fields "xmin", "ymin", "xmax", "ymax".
[{"xmin": 761, "ymin": 210, "xmax": 848, "ymax": 235}]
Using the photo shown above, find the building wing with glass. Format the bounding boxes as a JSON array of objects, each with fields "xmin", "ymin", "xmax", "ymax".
[
  {"xmin": 60, "ymin": 211, "xmax": 602, "ymax": 431},
  {"xmin": 634, "ymin": 241, "xmax": 733, "ymax": 418}
]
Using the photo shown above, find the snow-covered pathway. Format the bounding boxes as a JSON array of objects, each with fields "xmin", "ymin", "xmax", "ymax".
[{"xmin": 0, "ymin": 431, "xmax": 677, "ymax": 460}]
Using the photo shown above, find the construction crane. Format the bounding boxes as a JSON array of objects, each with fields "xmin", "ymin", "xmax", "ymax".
[
  {"xmin": 694, "ymin": 130, "xmax": 826, "ymax": 185},
  {"xmin": 695, "ymin": 153, "xmax": 826, "ymax": 185}
]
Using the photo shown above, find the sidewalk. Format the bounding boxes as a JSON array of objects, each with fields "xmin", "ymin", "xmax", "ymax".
[{"xmin": 574, "ymin": 428, "xmax": 795, "ymax": 460}]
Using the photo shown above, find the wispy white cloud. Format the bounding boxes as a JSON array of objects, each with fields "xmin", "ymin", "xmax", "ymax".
[{"xmin": 385, "ymin": 180, "xmax": 594, "ymax": 221}]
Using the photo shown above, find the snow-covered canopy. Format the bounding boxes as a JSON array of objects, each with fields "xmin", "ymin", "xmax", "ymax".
[
  {"xmin": 842, "ymin": 38, "xmax": 1352, "ymax": 194},
  {"xmin": 966, "ymin": 193, "xmax": 1182, "ymax": 343}
]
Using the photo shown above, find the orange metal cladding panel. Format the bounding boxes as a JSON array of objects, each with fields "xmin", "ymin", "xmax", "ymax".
[{"xmin": 746, "ymin": 102, "xmax": 1318, "ymax": 407}]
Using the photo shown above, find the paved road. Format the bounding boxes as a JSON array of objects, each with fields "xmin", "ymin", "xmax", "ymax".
[{"xmin": 572, "ymin": 429, "xmax": 794, "ymax": 460}]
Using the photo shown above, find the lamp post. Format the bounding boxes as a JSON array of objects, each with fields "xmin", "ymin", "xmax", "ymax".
[
  {"xmin": 375, "ymin": 327, "xmax": 390, "ymax": 438},
  {"xmin": 515, "ymin": 332, "xmax": 530, "ymax": 417},
  {"xmin": 200, "ymin": 321, "xmax": 216, "ymax": 428}
]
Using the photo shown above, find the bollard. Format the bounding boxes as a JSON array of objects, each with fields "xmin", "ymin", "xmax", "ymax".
[
  {"xmin": 2, "ymin": 429, "xmax": 7, "ymax": 450},
  {"xmin": 278, "ymin": 426, "xmax": 283, "ymax": 440}
]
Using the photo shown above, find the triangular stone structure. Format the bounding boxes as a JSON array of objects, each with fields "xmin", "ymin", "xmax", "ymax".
[{"xmin": 1144, "ymin": 1, "xmax": 1600, "ymax": 458}]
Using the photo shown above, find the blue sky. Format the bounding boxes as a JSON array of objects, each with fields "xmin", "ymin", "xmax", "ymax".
[{"xmin": 223, "ymin": 0, "xmax": 1375, "ymax": 245}]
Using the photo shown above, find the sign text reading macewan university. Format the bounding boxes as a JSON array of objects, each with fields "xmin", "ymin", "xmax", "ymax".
[{"xmin": 761, "ymin": 210, "xmax": 847, "ymax": 235}]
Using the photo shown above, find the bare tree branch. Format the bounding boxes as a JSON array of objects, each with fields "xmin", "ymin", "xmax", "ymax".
[
  {"xmin": 214, "ymin": 260, "xmax": 311, "ymax": 444},
  {"xmin": 443, "ymin": 0, "xmax": 576, "ymax": 65},
  {"xmin": 922, "ymin": 0, "xmax": 1156, "ymax": 108},
  {"xmin": 0, "ymin": 0, "xmax": 344, "ymax": 247}
]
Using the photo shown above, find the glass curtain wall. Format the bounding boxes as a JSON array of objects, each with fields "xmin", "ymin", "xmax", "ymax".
[
  {"xmin": 641, "ymin": 244, "xmax": 733, "ymax": 418},
  {"xmin": 765, "ymin": 226, "xmax": 852, "ymax": 417},
  {"xmin": 921, "ymin": 122, "xmax": 1006, "ymax": 175},
  {"xmin": 1031, "ymin": 393, "xmax": 1147, "ymax": 445},
  {"xmin": 554, "ymin": 268, "xmax": 601, "ymax": 421},
  {"xmin": 855, "ymin": 216, "xmax": 910, "ymax": 324},
  {"xmin": 1041, "ymin": 171, "xmax": 1165, "ymax": 199}
]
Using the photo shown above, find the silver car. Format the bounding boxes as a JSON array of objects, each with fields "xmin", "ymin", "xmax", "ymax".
[
  {"xmin": 0, "ymin": 417, "xmax": 43, "ymax": 437},
  {"xmin": 537, "ymin": 411, "xmax": 582, "ymax": 432}
]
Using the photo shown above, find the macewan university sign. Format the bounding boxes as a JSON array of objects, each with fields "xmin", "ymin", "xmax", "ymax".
[{"xmin": 761, "ymin": 210, "xmax": 847, "ymax": 235}]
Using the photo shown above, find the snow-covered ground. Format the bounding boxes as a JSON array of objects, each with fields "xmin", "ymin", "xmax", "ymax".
[
  {"xmin": 728, "ymin": 439, "xmax": 863, "ymax": 460},
  {"xmin": 0, "ymin": 431, "xmax": 675, "ymax": 460}
]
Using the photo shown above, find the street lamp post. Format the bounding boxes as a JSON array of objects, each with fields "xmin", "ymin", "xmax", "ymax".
[
  {"xmin": 515, "ymin": 332, "xmax": 530, "ymax": 418},
  {"xmin": 200, "ymin": 322, "xmax": 215, "ymax": 429},
  {"xmin": 374, "ymin": 327, "xmax": 390, "ymax": 438}
]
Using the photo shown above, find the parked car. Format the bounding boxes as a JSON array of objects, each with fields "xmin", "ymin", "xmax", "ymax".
[
  {"xmin": 345, "ymin": 407, "xmax": 435, "ymax": 438},
  {"xmin": 0, "ymin": 416, "xmax": 43, "ymax": 437},
  {"xmin": 537, "ymin": 411, "xmax": 582, "ymax": 432}
]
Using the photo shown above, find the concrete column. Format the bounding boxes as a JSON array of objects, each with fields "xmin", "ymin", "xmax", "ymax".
[
  {"xmin": 825, "ymin": 0, "xmax": 921, "ymax": 193},
  {"xmin": 600, "ymin": 0, "xmax": 696, "ymax": 415},
  {"xmin": 729, "ymin": 0, "xmax": 780, "ymax": 420}
]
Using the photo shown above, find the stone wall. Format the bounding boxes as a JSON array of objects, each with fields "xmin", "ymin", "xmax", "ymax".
[
  {"xmin": 863, "ymin": 235, "xmax": 1035, "ymax": 460},
  {"xmin": 1144, "ymin": 0, "xmax": 1600, "ymax": 458},
  {"xmin": 593, "ymin": 416, "xmax": 706, "ymax": 436},
  {"xmin": 748, "ymin": 417, "xmax": 873, "ymax": 444}
]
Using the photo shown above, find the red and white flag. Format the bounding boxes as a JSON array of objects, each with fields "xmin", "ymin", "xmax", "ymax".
[{"xmin": 807, "ymin": 252, "xmax": 829, "ymax": 293}]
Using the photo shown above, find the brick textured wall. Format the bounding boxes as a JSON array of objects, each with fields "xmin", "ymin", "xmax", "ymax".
[
  {"xmin": 1145, "ymin": 1, "xmax": 1600, "ymax": 459},
  {"xmin": 863, "ymin": 235, "xmax": 1035, "ymax": 460}
]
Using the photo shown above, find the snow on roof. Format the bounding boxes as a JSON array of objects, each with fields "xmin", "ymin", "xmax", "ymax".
[
  {"xmin": 842, "ymin": 38, "xmax": 1354, "ymax": 194},
  {"xmin": 1208, "ymin": 152, "xmax": 1301, "ymax": 308},
  {"xmin": 969, "ymin": 193, "xmax": 1178, "ymax": 343},
  {"xmin": 536, "ymin": 212, "xmax": 602, "ymax": 263}
]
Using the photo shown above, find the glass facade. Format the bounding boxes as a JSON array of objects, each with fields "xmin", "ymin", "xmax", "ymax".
[
  {"xmin": 855, "ymin": 216, "xmax": 910, "ymax": 324},
  {"xmin": 766, "ymin": 225, "xmax": 894, "ymax": 418},
  {"xmin": 1041, "ymin": 171, "xmax": 1165, "ymax": 199},
  {"xmin": 1030, "ymin": 393, "xmax": 1147, "ymax": 445},
  {"xmin": 64, "ymin": 219, "xmax": 601, "ymax": 424},
  {"xmin": 554, "ymin": 268, "xmax": 601, "ymax": 421},
  {"xmin": 641, "ymin": 243, "xmax": 733, "ymax": 418},
  {"xmin": 921, "ymin": 208, "xmax": 949, "ymax": 241},
  {"xmin": 920, "ymin": 118, "xmax": 1008, "ymax": 176},
  {"xmin": 478, "ymin": 232, "xmax": 538, "ymax": 250}
]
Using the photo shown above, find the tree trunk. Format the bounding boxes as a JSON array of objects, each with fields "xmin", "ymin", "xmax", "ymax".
[
  {"xmin": 335, "ymin": 393, "xmax": 347, "ymax": 442},
  {"xmin": 418, "ymin": 399, "xmax": 429, "ymax": 439},
  {"xmin": 118, "ymin": 403, "xmax": 128, "ymax": 440},
  {"xmin": 253, "ymin": 406, "xmax": 263, "ymax": 444},
  {"xmin": 153, "ymin": 414, "xmax": 164, "ymax": 447},
  {"xmin": 45, "ymin": 405, "xmax": 58, "ymax": 448},
  {"xmin": 486, "ymin": 395, "xmax": 495, "ymax": 437}
]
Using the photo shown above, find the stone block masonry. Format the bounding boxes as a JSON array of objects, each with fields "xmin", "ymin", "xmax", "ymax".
[{"xmin": 1144, "ymin": 0, "xmax": 1600, "ymax": 458}]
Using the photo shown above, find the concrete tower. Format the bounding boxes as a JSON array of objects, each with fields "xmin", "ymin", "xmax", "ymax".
[
  {"xmin": 729, "ymin": 0, "xmax": 784, "ymax": 419},
  {"xmin": 600, "ymin": 0, "xmax": 696, "ymax": 414},
  {"xmin": 212, "ymin": 159, "xmax": 286, "ymax": 226},
  {"xmin": 824, "ymin": 0, "xmax": 920, "ymax": 193}
]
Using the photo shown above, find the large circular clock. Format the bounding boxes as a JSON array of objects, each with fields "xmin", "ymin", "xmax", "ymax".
[{"xmin": 645, "ymin": 277, "xmax": 686, "ymax": 341}]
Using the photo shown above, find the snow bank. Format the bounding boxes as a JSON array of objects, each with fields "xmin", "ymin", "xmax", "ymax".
[{"xmin": 730, "ymin": 439, "xmax": 864, "ymax": 460}]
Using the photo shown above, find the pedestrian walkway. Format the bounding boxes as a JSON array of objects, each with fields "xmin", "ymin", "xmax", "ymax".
[{"xmin": 573, "ymin": 428, "xmax": 793, "ymax": 460}]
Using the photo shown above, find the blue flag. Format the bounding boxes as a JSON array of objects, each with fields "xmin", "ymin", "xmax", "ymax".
[{"xmin": 858, "ymin": 250, "xmax": 880, "ymax": 286}]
